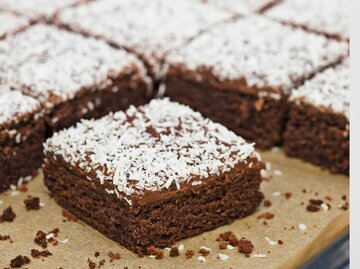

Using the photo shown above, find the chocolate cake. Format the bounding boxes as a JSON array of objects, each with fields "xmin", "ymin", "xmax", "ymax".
[
  {"xmin": 0, "ymin": 24, "xmax": 151, "ymax": 133},
  {"xmin": 203, "ymin": 0, "xmax": 281, "ymax": 14},
  {"xmin": 284, "ymin": 60, "xmax": 349, "ymax": 174},
  {"xmin": 43, "ymin": 98, "xmax": 264, "ymax": 253},
  {"xmin": 0, "ymin": 11, "xmax": 30, "ymax": 40},
  {"xmin": 55, "ymin": 0, "xmax": 231, "ymax": 77},
  {"xmin": 0, "ymin": 86, "xmax": 45, "ymax": 192},
  {"xmin": 163, "ymin": 15, "xmax": 348, "ymax": 148},
  {"xmin": 0, "ymin": 0, "xmax": 85, "ymax": 22},
  {"xmin": 265, "ymin": 0, "xmax": 349, "ymax": 41}
]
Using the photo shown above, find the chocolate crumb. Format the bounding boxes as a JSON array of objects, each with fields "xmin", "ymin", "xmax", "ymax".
[
  {"xmin": 0, "ymin": 234, "xmax": 11, "ymax": 240},
  {"xmin": 284, "ymin": 192, "xmax": 292, "ymax": 199},
  {"xmin": 342, "ymin": 195, "xmax": 347, "ymax": 201},
  {"xmin": 108, "ymin": 251, "xmax": 121, "ymax": 262},
  {"xmin": 263, "ymin": 221, "xmax": 268, "ymax": 225},
  {"xmin": 0, "ymin": 207, "xmax": 16, "ymax": 222},
  {"xmin": 278, "ymin": 240, "xmax": 284, "ymax": 245},
  {"xmin": 325, "ymin": 196, "xmax": 332, "ymax": 201},
  {"xmin": 95, "ymin": 251, "xmax": 100, "ymax": 257},
  {"xmin": 217, "ymin": 231, "xmax": 239, "ymax": 246},
  {"xmin": 34, "ymin": 231, "xmax": 47, "ymax": 249},
  {"xmin": 238, "ymin": 238, "xmax": 254, "ymax": 254},
  {"xmin": 306, "ymin": 204, "xmax": 320, "ymax": 212},
  {"xmin": 309, "ymin": 199, "xmax": 323, "ymax": 206},
  {"xmin": 87, "ymin": 258, "xmax": 96, "ymax": 269},
  {"xmin": 99, "ymin": 259, "xmax": 105, "ymax": 267},
  {"xmin": 31, "ymin": 249, "xmax": 52, "ymax": 258},
  {"xmin": 24, "ymin": 196, "xmax": 40, "ymax": 211},
  {"xmin": 340, "ymin": 202, "xmax": 349, "ymax": 211},
  {"xmin": 147, "ymin": 246, "xmax": 164, "ymax": 259},
  {"xmin": 10, "ymin": 255, "xmax": 30, "ymax": 268},
  {"xmin": 257, "ymin": 212, "xmax": 274, "ymax": 220},
  {"xmin": 263, "ymin": 200, "xmax": 272, "ymax": 207},
  {"xmin": 185, "ymin": 250, "xmax": 195, "ymax": 259},
  {"xmin": 302, "ymin": 189, "xmax": 307, "ymax": 193},
  {"xmin": 169, "ymin": 247, "xmax": 179, "ymax": 257},
  {"xmin": 199, "ymin": 247, "xmax": 210, "ymax": 257},
  {"xmin": 18, "ymin": 185, "xmax": 28, "ymax": 193},
  {"xmin": 219, "ymin": 240, "xmax": 228, "ymax": 249}
]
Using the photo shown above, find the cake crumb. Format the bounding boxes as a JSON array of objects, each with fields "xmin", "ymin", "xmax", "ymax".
[
  {"xmin": 217, "ymin": 231, "xmax": 239, "ymax": 246},
  {"xmin": 95, "ymin": 252, "xmax": 100, "ymax": 257},
  {"xmin": 219, "ymin": 240, "xmax": 228, "ymax": 249},
  {"xmin": 257, "ymin": 212, "xmax": 274, "ymax": 220},
  {"xmin": 263, "ymin": 200, "xmax": 272, "ymax": 207},
  {"xmin": 34, "ymin": 231, "xmax": 47, "ymax": 248},
  {"xmin": 87, "ymin": 258, "xmax": 96, "ymax": 269},
  {"xmin": 199, "ymin": 247, "xmax": 211, "ymax": 257},
  {"xmin": 284, "ymin": 192, "xmax": 292, "ymax": 199},
  {"xmin": 185, "ymin": 250, "xmax": 195, "ymax": 259},
  {"xmin": 108, "ymin": 251, "xmax": 121, "ymax": 262},
  {"xmin": 146, "ymin": 246, "xmax": 163, "ymax": 259},
  {"xmin": 0, "ymin": 207, "xmax": 16, "ymax": 222},
  {"xmin": 0, "ymin": 234, "xmax": 11, "ymax": 240},
  {"xmin": 278, "ymin": 240, "xmax": 284, "ymax": 245},
  {"xmin": 169, "ymin": 247, "xmax": 179, "ymax": 257},
  {"xmin": 10, "ymin": 255, "xmax": 31, "ymax": 268},
  {"xmin": 24, "ymin": 196, "xmax": 41, "ymax": 211},
  {"xmin": 238, "ymin": 238, "xmax": 254, "ymax": 254},
  {"xmin": 31, "ymin": 249, "xmax": 52, "ymax": 258}
]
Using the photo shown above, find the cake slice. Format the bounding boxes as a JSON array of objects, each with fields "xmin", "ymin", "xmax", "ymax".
[
  {"xmin": 0, "ymin": 24, "xmax": 151, "ymax": 133},
  {"xmin": 55, "ymin": 0, "xmax": 231, "ymax": 77},
  {"xmin": 0, "ymin": 11, "xmax": 30, "ymax": 40},
  {"xmin": 284, "ymin": 60, "xmax": 349, "ymax": 174},
  {"xmin": 0, "ymin": 0, "xmax": 85, "ymax": 22},
  {"xmin": 163, "ymin": 15, "xmax": 348, "ymax": 148},
  {"xmin": 265, "ymin": 0, "xmax": 349, "ymax": 41},
  {"xmin": 43, "ymin": 98, "xmax": 264, "ymax": 253},
  {"xmin": 0, "ymin": 86, "xmax": 45, "ymax": 192}
]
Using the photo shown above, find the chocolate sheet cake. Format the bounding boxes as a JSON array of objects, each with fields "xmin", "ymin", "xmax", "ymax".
[
  {"xmin": 265, "ymin": 0, "xmax": 349, "ymax": 41},
  {"xmin": 0, "ymin": 86, "xmax": 45, "ymax": 192},
  {"xmin": 0, "ymin": 11, "xmax": 30, "ymax": 40},
  {"xmin": 0, "ymin": 24, "xmax": 151, "ymax": 133},
  {"xmin": 163, "ymin": 15, "xmax": 348, "ymax": 148},
  {"xmin": 0, "ymin": 0, "xmax": 85, "ymax": 22},
  {"xmin": 284, "ymin": 60, "xmax": 349, "ymax": 174},
  {"xmin": 55, "ymin": 0, "xmax": 231, "ymax": 77},
  {"xmin": 43, "ymin": 98, "xmax": 264, "ymax": 253}
]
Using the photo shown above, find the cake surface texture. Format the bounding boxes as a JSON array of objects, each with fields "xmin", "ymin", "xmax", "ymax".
[
  {"xmin": 164, "ymin": 15, "xmax": 348, "ymax": 148},
  {"xmin": 265, "ymin": 0, "xmax": 349, "ymax": 40},
  {"xmin": 0, "ymin": 24, "xmax": 151, "ymax": 132},
  {"xmin": 0, "ymin": 86, "xmax": 45, "ymax": 192},
  {"xmin": 284, "ymin": 60, "xmax": 349, "ymax": 174},
  {"xmin": 43, "ymin": 98, "xmax": 264, "ymax": 252},
  {"xmin": 55, "ymin": 0, "xmax": 231, "ymax": 76},
  {"xmin": 0, "ymin": 12, "xmax": 30, "ymax": 39},
  {"xmin": 0, "ymin": 0, "xmax": 84, "ymax": 21}
]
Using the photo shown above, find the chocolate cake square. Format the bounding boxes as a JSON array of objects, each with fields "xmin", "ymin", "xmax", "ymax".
[
  {"xmin": 163, "ymin": 15, "xmax": 348, "ymax": 148},
  {"xmin": 0, "ymin": 86, "xmax": 45, "ymax": 192},
  {"xmin": 284, "ymin": 60, "xmax": 349, "ymax": 174},
  {"xmin": 265, "ymin": 0, "xmax": 349, "ymax": 41},
  {"xmin": 0, "ymin": 24, "xmax": 151, "ymax": 133},
  {"xmin": 0, "ymin": 0, "xmax": 85, "ymax": 22},
  {"xmin": 203, "ymin": 0, "xmax": 281, "ymax": 14},
  {"xmin": 43, "ymin": 98, "xmax": 264, "ymax": 253},
  {"xmin": 55, "ymin": 0, "xmax": 232, "ymax": 77},
  {"xmin": 0, "ymin": 11, "xmax": 30, "ymax": 40}
]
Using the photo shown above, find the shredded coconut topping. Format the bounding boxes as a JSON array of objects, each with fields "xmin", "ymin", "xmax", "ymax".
[
  {"xmin": 0, "ymin": 0, "xmax": 83, "ymax": 20},
  {"xmin": 266, "ymin": 0, "xmax": 349, "ymax": 40},
  {"xmin": 56, "ymin": 0, "xmax": 231, "ymax": 72},
  {"xmin": 44, "ymin": 99, "xmax": 257, "ymax": 201},
  {"xmin": 0, "ymin": 85, "xmax": 40, "ymax": 126},
  {"xmin": 291, "ymin": 60, "xmax": 349, "ymax": 119},
  {"xmin": 165, "ymin": 15, "xmax": 348, "ymax": 92},
  {"xmin": 0, "ymin": 24, "xmax": 148, "ymax": 107},
  {"xmin": 204, "ymin": 0, "xmax": 277, "ymax": 14},
  {"xmin": 0, "ymin": 12, "xmax": 29, "ymax": 39}
]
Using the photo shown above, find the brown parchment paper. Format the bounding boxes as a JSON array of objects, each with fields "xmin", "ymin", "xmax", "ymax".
[{"xmin": 0, "ymin": 150, "xmax": 349, "ymax": 269}]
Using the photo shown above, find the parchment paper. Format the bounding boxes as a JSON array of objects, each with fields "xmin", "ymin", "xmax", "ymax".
[{"xmin": 0, "ymin": 150, "xmax": 349, "ymax": 269}]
